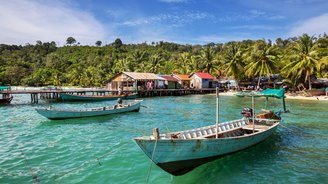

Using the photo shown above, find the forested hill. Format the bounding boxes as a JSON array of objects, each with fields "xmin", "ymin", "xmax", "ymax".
[{"xmin": 0, "ymin": 34, "xmax": 327, "ymax": 88}]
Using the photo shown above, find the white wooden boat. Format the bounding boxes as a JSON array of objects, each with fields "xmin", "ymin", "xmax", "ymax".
[
  {"xmin": 36, "ymin": 100, "xmax": 142, "ymax": 120},
  {"xmin": 134, "ymin": 88, "xmax": 285, "ymax": 176},
  {"xmin": 134, "ymin": 117, "xmax": 279, "ymax": 176},
  {"xmin": 59, "ymin": 93, "xmax": 138, "ymax": 101}
]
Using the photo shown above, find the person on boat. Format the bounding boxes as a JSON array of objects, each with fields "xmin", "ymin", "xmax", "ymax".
[{"xmin": 117, "ymin": 98, "xmax": 123, "ymax": 107}]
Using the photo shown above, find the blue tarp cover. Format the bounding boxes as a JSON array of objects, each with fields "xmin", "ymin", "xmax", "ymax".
[{"xmin": 236, "ymin": 88, "xmax": 285, "ymax": 99}]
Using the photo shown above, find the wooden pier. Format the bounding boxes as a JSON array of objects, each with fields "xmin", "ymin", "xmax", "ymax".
[{"xmin": 0, "ymin": 88, "xmax": 220, "ymax": 104}]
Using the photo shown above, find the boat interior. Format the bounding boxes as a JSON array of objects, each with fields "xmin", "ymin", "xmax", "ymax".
[{"xmin": 159, "ymin": 118, "xmax": 279, "ymax": 140}]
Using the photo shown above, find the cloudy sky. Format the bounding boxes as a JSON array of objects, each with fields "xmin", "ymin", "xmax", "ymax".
[{"xmin": 0, "ymin": 0, "xmax": 327, "ymax": 45}]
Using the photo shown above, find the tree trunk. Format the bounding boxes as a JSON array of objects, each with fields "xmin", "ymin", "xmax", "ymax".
[
  {"xmin": 236, "ymin": 80, "xmax": 240, "ymax": 91},
  {"xmin": 257, "ymin": 74, "xmax": 261, "ymax": 90},
  {"xmin": 308, "ymin": 69, "xmax": 312, "ymax": 90}
]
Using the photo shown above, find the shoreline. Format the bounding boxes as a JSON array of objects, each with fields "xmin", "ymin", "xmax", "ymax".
[
  {"xmin": 9, "ymin": 86, "xmax": 328, "ymax": 101},
  {"xmin": 217, "ymin": 91, "xmax": 328, "ymax": 101}
]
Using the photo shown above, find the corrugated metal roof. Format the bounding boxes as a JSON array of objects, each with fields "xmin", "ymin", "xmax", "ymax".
[
  {"xmin": 173, "ymin": 74, "xmax": 191, "ymax": 81},
  {"xmin": 190, "ymin": 72, "xmax": 214, "ymax": 79},
  {"xmin": 161, "ymin": 75, "xmax": 179, "ymax": 81},
  {"xmin": 123, "ymin": 72, "xmax": 160, "ymax": 80}
]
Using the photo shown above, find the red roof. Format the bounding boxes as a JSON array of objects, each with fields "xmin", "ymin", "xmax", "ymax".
[
  {"xmin": 190, "ymin": 72, "xmax": 214, "ymax": 79},
  {"xmin": 161, "ymin": 75, "xmax": 179, "ymax": 81}
]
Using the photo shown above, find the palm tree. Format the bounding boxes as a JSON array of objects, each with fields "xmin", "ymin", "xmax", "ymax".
[
  {"xmin": 148, "ymin": 53, "xmax": 163, "ymax": 73},
  {"xmin": 129, "ymin": 50, "xmax": 147, "ymax": 72},
  {"xmin": 245, "ymin": 40, "xmax": 279, "ymax": 89},
  {"xmin": 282, "ymin": 34, "xmax": 319, "ymax": 90},
  {"xmin": 175, "ymin": 52, "xmax": 192, "ymax": 74},
  {"xmin": 221, "ymin": 42, "xmax": 245, "ymax": 90},
  {"xmin": 199, "ymin": 46, "xmax": 217, "ymax": 74}
]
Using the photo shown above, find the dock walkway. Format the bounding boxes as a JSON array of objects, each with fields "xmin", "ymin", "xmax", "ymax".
[{"xmin": 0, "ymin": 88, "xmax": 220, "ymax": 104}]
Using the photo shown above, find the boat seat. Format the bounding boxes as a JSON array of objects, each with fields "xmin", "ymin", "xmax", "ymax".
[
  {"xmin": 178, "ymin": 120, "xmax": 247, "ymax": 139},
  {"xmin": 242, "ymin": 125, "xmax": 269, "ymax": 132},
  {"xmin": 196, "ymin": 126, "xmax": 242, "ymax": 139}
]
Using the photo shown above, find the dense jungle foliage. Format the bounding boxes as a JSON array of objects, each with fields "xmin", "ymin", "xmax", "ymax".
[{"xmin": 0, "ymin": 34, "xmax": 327, "ymax": 89}]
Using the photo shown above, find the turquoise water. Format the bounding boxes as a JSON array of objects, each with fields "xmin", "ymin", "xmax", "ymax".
[{"xmin": 0, "ymin": 94, "xmax": 327, "ymax": 184}]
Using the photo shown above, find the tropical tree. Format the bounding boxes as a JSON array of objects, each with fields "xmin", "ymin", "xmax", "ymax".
[
  {"xmin": 282, "ymin": 34, "xmax": 320, "ymax": 90},
  {"xmin": 245, "ymin": 40, "xmax": 279, "ymax": 89},
  {"xmin": 129, "ymin": 50, "xmax": 147, "ymax": 72},
  {"xmin": 66, "ymin": 37, "xmax": 76, "ymax": 46},
  {"xmin": 95, "ymin": 40, "xmax": 102, "ymax": 47},
  {"xmin": 113, "ymin": 38, "xmax": 123, "ymax": 49},
  {"xmin": 199, "ymin": 46, "xmax": 217, "ymax": 74},
  {"xmin": 148, "ymin": 53, "xmax": 163, "ymax": 73},
  {"xmin": 175, "ymin": 52, "xmax": 192, "ymax": 74},
  {"xmin": 221, "ymin": 42, "xmax": 245, "ymax": 90}
]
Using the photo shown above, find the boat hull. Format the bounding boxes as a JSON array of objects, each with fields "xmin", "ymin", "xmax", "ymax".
[
  {"xmin": 0, "ymin": 96, "xmax": 13, "ymax": 104},
  {"xmin": 36, "ymin": 101, "xmax": 141, "ymax": 120},
  {"xmin": 59, "ymin": 93, "xmax": 138, "ymax": 101},
  {"xmin": 134, "ymin": 123, "xmax": 278, "ymax": 176}
]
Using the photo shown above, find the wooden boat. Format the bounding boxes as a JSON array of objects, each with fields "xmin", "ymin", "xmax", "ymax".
[
  {"xmin": 36, "ymin": 100, "xmax": 142, "ymax": 120},
  {"xmin": 0, "ymin": 86, "xmax": 13, "ymax": 104},
  {"xmin": 59, "ymin": 93, "xmax": 138, "ymax": 101},
  {"xmin": 304, "ymin": 89, "xmax": 325, "ymax": 97},
  {"xmin": 0, "ymin": 96, "xmax": 13, "ymax": 104},
  {"xmin": 134, "ymin": 88, "xmax": 285, "ymax": 176}
]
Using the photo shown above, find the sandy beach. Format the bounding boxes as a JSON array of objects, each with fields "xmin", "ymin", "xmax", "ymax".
[{"xmin": 218, "ymin": 91, "xmax": 328, "ymax": 101}]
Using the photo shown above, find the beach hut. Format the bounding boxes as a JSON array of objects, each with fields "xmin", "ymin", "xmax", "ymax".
[
  {"xmin": 160, "ymin": 75, "xmax": 179, "ymax": 89},
  {"xmin": 156, "ymin": 75, "xmax": 166, "ymax": 89},
  {"xmin": 189, "ymin": 72, "xmax": 215, "ymax": 89},
  {"xmin": 107, "ymin": 72, "xmax": 160, "ymax": 91},
  {"xmin": 172, "ymin": 74, "xmax": 191, "ymax": 89}
]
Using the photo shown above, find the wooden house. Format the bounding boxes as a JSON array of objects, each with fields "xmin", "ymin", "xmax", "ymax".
[
  {"xmin": 172, "ymin": 74, "xmax": 191, "ymax": 89},
  {"xmin": 107, "ymin": 72, "xmax": 160, "ymax": 91},
  {"xmin": 189, "ymin": 72, "xmax": 215, "ymax": 89},
  {"xmin": 160, "ymin": 75, "xmax": 179, "ymax": 89}
]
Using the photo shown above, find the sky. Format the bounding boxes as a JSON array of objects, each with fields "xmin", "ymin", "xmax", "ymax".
[{"xmin": 0, "ymin": 0, "xmax": 327, "ymax": 45}]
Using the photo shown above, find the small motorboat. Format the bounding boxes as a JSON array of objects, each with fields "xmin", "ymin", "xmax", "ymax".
[{"xmin": 36, "ymin": 100, "xmax": 142, "ymax": 120}]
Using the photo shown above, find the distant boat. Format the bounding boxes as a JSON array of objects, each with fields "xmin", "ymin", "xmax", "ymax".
[
  {"xmin": 0, "ymin": 86, "xmax": 13, "ymax": 104},
  {"xmin": 36, "ymin": 100, "xmax": 142, "ymax": 120},
  {"xmin": 134, "ymin": 88, "xmax": 285, "ymax": 176},
  {"xmin": 0, "ymin": 96, "xmax": 13, "ymax": 104},
  {"xmin": 59, "ymin": 93, "xmax": 138, "ymax": 101}
]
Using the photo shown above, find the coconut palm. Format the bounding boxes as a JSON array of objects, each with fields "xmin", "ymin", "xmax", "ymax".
[
  {"xmin": 147, "ymin": 53, "xmax": 163, "ymax": 73},
  {"xmin": 199, "ymin": 46, "xmax": 217, "ymax": 74},
  {"xmin": 175, "ymin": 52, "xmax": 192, "ymax": 74},
  {"xmin": 282, "ymin": 34, "xmax": 320, "ymax": 90},
  {"xmin": 245, "ymin": 40, "xmax": 279, "ymax": 89},
  {"xmin": 221, "ymin": 42, "xmax": 245, "ymax": 90}
]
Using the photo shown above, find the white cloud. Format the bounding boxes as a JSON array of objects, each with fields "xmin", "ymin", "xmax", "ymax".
[
  {"xmin": 289, "ymin": 13, "xmax": 328, "ymax": 36},
  {"xmin": 0, "ymin": 0, "xmax": 107, "ymax": 45},
  {"xmin": 121, "ymin": 11, "xmax": 213, "ymax": 27},
  {"xmin": 227, "ymin": 25, "xmax": 277, "ymax": 30}
]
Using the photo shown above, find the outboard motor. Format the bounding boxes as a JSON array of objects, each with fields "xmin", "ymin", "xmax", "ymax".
[{"xmin": 241, "ymin": 108, "xmax": 253, "ymax": 118}]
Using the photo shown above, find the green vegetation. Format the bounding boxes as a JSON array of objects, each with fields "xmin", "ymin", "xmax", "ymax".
[{"xmin": 0, "ymin": 34, "xmax": 327, "ymax": 88}]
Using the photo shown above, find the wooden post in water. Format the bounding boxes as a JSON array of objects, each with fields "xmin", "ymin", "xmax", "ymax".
[
  {"xmin": 252, "ymin": 94, "xmax": 255, "ymax": 133},
  {"xmin": 153, "ymin": 128, "xmax": 159, "ymax": 140},
  {"xmin": 216, "ymin": 87, "xmax": 219, "ymax": 139}
]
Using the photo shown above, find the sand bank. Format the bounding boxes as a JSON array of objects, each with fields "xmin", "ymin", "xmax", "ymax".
[{"xmin": 217, "ymin": 91, "xmax": 328, "ymax": 101}]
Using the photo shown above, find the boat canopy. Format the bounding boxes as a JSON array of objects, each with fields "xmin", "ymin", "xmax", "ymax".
[
  {"xmin": 0, "ymin": 86, "xmax": 10, "ymax": 91},
  {"xmin": 236, "ymin": 88, "xmax": 285, "ymax": 99}
]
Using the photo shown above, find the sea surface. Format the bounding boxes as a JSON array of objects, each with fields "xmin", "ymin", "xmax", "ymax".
[{"xmin": 0, "ymin": 94, "xmax": 327, "ymax": 184}]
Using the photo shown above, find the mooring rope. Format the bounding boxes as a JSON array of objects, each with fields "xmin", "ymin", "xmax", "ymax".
[
  {"xmin": 17, "ymin": 143, "xmax": 40, "ymax": 184},
  {"xmin": 8, "ymin": 126, "xmax": 39, "ymax": 184},
  {"xmin": 146, "ymin": 139, "xmax": 158, "ymax": 184},
  {"xmin": 53, "ymin": 141, "xmax": 131, "ymax": 180}
]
